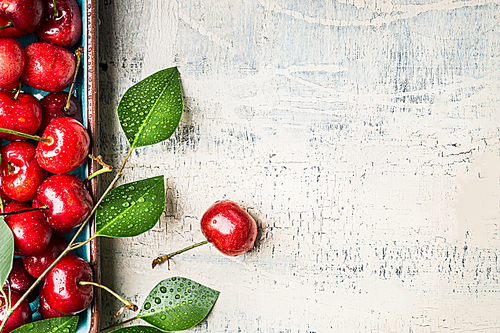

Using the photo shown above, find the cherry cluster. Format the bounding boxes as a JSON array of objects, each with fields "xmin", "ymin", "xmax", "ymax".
[{"xmin": 0, "ymin": 0, "xmax": 94, "ymax": 331}]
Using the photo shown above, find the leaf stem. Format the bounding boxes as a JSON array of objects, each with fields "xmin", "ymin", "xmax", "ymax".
[
  {"xmin": 152, "ymin": 240, "xmax": 209, "ymax": 269},
  {"xmin": 0, "ymin": 127, "xmax": 52, "ymax": 143},
  {"xmin": 79, "ymin": 281, "xmax": 138, "ymax": 314},
  {"xmin": 0, "ymin": 206, "xmax": 48, "ymax": 216}
]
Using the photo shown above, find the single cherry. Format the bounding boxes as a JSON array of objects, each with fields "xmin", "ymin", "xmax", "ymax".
[
  {"xmin": 201, "ymin": 200, "xmax": 257, "ymax": 256},
  {"xmin": 0, "ymin": 0, "xmax": 44, "ymax": 38},
  {"xmin": 36, "ymin": 117, "xmax": 89, "ymax": 174},
  {"xmin": 4, "ymin": 200, "xmax": 52, "ymax": 256},
  {"xmin": 35, "ymin": 174, "xmax": 92, "ymax": 234},
  {"xmin": 22, "ymin": 42, "xmax": 76, "ymax": 92},
  {"xmin": 0, "ymin": 38, "xmax": 25, "ymax": 89},
  {"xmin": 37, "ymin": 92, "xmax": 82, "ymax": 136},
  {"xmin": 3, "ymin": 259, "xmax": 37, "ymax": 303},
  {"xmin": 152, "ymin": 200, "xmax": 258, "ymax": 268},
  {"xmin": 37, "ymin": 0, "xmax": 82, "ymax": 48},
  {"xmin": 42, "ymin": 255, "xmax": 93, "ymax": 315},
  {"xmin": 0, "ymin": 141, "xmax": 47, "ymax": 202},
  {"xmin": 0, "ymin": 290, "xmax": 31, "ymax": 332},
  {"xmin": 23, "ymin": 235, "xmax": 71, "ymax": 279},
  {"xmin": 0, "ymin": 91, "xmax": 42, "ymax": 141}
]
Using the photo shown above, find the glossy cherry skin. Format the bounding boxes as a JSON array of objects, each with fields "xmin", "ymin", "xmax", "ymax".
[
  {"xmin": 0, "ymin": 290, "xmax": 32, "ymax": 332},
  {"xmin": 200, "ymin": 200, "xmax": 258, "ymax": 256},
  {"xmin": 37, "ymin": 0, "xmax": 82, "ymax": 48},
  {"xmin": 0, "ymin": 0, "xmax": 44, "ymax": 38},
  {"xmin": 39, "ymin": 292, "xmax": 65, "ymax": 319},
  {"xmin": 0, "ymin": 141, "xmax": 47, "ymax": 202},
  {"xmin": 0, "ymin": 172, "xmax": 12, "ymax": 204},
  {"xmin": 35, "ymin": 174, "xmax": 92, "ymax": 234},
  {"xmin": 23, "ymin": 235, "xmax": 71, "ymax": 279},
  {"xmin": 0, "ymin": 91, "xmax": 42, "ymax": 141},
  {"xmin": 0, "ymin": 38, "xmax": 25, "ymax": 89},
  {"xmin": 36, "ymin": 92, "xmax": 82, "ymax": 136},
  {"xmin": 22, "ymin": 42, "xmax": 75, "ymax": 92},
  {"xmin": 36, "ymin": 117, "xmax": 89, "ymax": 174},
  {"xmin": 42, "ymin": 255, "xmax": 93, "ymax": 315},
  {"xmin": 4, "ymin": 201, "xmax": 52, "ymax": 256},
  {"xmin": 3, "ymin": 259, "xmax": 37, "ymax": 303}
]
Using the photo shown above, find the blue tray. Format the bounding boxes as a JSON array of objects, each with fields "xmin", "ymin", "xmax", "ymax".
[{"xmin": 16, "ymin": 0, "xmax": 99, "ymax": 331}]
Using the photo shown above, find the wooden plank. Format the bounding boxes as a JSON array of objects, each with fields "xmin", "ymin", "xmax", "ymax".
[{"xmin": 98, "ymin": 0, "xmax": 500, "ymax": 331}]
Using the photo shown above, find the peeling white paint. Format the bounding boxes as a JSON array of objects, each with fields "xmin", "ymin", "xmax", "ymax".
[{"xmin": 99, "ymin": 0, "xmax": 500, "ymax": 331}]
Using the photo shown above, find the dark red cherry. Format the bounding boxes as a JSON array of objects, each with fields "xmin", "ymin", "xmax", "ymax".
[
  {"xmin": 35, "ymin": 174, "xmax": 92, "ymax": 234},
  {"xmin": 42, "ymin": 255, "xmax": 93, "ymax": 315}
]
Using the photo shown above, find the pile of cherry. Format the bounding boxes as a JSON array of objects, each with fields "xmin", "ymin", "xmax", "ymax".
[{"xmin": 0, "ymin": 0, "xmax": 94, "ymax": 331}]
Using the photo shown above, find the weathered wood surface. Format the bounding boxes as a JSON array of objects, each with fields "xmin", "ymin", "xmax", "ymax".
[{"xmin": 98, "ymin": 1, "xmax": 500, "ymax": 331}]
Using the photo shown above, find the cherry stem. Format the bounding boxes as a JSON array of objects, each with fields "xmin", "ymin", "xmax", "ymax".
[
  {"xmin": 0, "ymin": 127, "xmax": 52, "ymax": 143},
  {"xmin": 151, "ymin": 240, "xmax": 209, "ymax": 269},
  {"xmin": 52, "ymin": 0, "xmax": 59, "ymax": 19},
  {"xmin": 0, "ymin": 206, "xmax": 48, "ymax": 216},
  {"xmin": 84, "ymin": 155, "xmax": 113, "ymax": 184},
  {"xmin": 13, "ymin": 81, "xmax": 22, "ymax": 101},
  {"xmin": 0, "ymin": 22, "xmax": 13, "ymax": 30},
  {"xmin": 65, "ymin": 46, "xmax": 84, "ymax": 112},
  {"xmin": 79, "ymin": 281, "xmax": 138, "ymax": 315}
]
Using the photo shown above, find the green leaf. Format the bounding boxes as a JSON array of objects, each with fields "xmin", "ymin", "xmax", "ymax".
[
  {"xmin": 138, "ymin": 277, "xmax": 219, "ymax": 332},
  {"xmin": 118, "ymin": 67, "xmax": 183, "ymax": 149},
  {"xmin": 0, "ymin": 217, "xmax": 14, "ymax": 287},
  {"xmin": 95, "ymin": 176, "xmax": 165, "ymax": 238},
  {"xmin": 11, "ymin": 316, "xmax": 78, "ymax": 333},
  {"xmin": 109, "ymin": 326, "xmax": 164, "ymax": 333}
]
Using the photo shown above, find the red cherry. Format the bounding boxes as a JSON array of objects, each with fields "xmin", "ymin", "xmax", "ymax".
[
  {"xmin": 23, "ymin": 235, "xmax": 71, "ymax": 279},
  {"xmin": 200, "ymin": 200, "xmax": 258, "ymax": 256},
  {"xmin": 0, "ymin": 91, "xmax": 42, "ymax": 141},
  {"xmin": 37, "ymin": 0, "xmax": 82, "ymax": 48},
  {"xmin": 42, "ymin": 255, "xmax": 93, "ymax": 315},
  {"xmin": 0, "ymin": 290, "xmax": 31, "ymax": 333},
  {"xmin": 22, "ymin": 42, "xmax": 76, "ymax": 93},
  {"xmin": 35, "ymin": 174, "xmax": 92, "ymax": 234},
  {"xmin": 0, "ymin": 141, "xmax": 47, "ymax": 202},
  {"xmin": 37, "ymin": 92, "xmax": 82, "ymax": 136},
  {"xmin": 0, "ymin": 17, "xmax": 27, "ymax": 39},
  {"xmin": 0, "ymin": 38, "xmax": 25, "ymax": 89},
  {"xmin": 0, "ymin": 0, "xmax": 44, "ymax": 38},
  {"xmin": 4, "ymin": 201, "xmax": 52, "ymax": 256},
  {"xmin": 3, "ymin": 259, "xmax": 37, "ymax": 303},
  {"xmin": 39, "ymin": 292, "xmax": 65, "ymax": 319},
  {"xmin": 35, "ymin": 117, "xmax": 89, "ymax": 174}
]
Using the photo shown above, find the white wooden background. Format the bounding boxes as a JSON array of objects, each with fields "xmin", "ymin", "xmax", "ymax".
[{"xmin": 98, "ymin": 1, "xmax": 500, "ymax": 332}]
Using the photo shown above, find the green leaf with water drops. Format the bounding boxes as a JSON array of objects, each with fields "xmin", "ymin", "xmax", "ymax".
[
  {"xmin": 138, "ymin": 277, "xmax": 220, "ymax": 331},
  {"xmin": 0, "ymin": 217, "xmax": 14, "ymax": 287},
  {"xmin": 95, "ymin": 176, "xmax": 165, "ymax": 238},
  {"xmin": 109, "ymin": 326, "xmax": 165, "ymax": 333},
  {"xmin": 11, "ymin": 316, "xmax": 78, "ymax": 333},
  {"xmin": 117, "ymin": 67, "xmax": 183, "ymax": 149}
]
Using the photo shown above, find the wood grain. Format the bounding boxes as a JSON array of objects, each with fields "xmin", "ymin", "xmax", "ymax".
[{"xmin": 98, "ymin": 0, "xmax": 500, "ymax": 331}]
